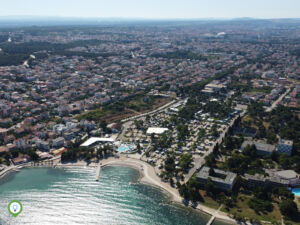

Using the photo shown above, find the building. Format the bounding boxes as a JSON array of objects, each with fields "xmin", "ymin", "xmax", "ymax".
[
  {"xmin": 196, "ymin": 167, "xmax": 237, "ymax": 191},
  {"xmin": 274, "ymin": 170, "xmax": 300, "ymax": 187},
  {"xmin": 35, "ymin": 139, "xmax": 50, "ymax": 151},
  {"xmin": 80, "ymin": 137, "xmax": 115, "ymax": 147},
  {"xmin": 277, "ymin": 139, "xmax": 293, "ymax": 156},
  {"xmin": 146, "ymin": 127, "xmax": 168, "ymax": 136},
  {"xmin": 51, "ymin": 147, "xmax": 67, "ymax": 156},
  {"xmin": 241, "ymin": 140, "xmax": 275, "ymax": 156},
  {"xmin": 244, "ymin": 173, "xmax": 290, "ymax": 188},
  {"xmin": 52, "ymin": 137, "xmax": 65, "ymax": 149},
  {"xmin": 0, "ymin": 146, "xmax": 8, "ymax": 156},
  {"xmin": 12, "ymin": 155, "xmax": 31, "ymax": 165}
]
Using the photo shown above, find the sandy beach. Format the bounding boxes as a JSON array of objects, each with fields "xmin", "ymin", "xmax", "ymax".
[
  {"xmin": 0, "ymin": 155, "xmax": 237, "ymax": 224},
  {"xmin": 93, "ymin": 155, "xmax": 237, "ymax": 224}
]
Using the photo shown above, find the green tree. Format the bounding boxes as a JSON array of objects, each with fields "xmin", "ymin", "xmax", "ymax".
[{"xmin": 280, "ymin": 200, "xmax": 299, "ymax": 220}]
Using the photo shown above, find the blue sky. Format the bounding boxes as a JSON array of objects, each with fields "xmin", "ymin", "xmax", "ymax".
[{"xmin": 0, "ymin": 0, "xmax": 299, "ymax": 19}]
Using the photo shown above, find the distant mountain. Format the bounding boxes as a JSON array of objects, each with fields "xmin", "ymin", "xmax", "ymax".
[{"xmin": 0, "ymin": 16, "xmax": 299, "ymax": 27}]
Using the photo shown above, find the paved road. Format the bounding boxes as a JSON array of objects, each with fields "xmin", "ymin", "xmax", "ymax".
[
  {"xmin": 184, "ymin": 111, "xmax": 246, "ymax": 183},
  {"xmin": 265, "ymin": 88, "xmax": 291, "ymax": 112},
  {"xmin": 121, "ymin": 99, "xmax": 178, "ymax": 122}
]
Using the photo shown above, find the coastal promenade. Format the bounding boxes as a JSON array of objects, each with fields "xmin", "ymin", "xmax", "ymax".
[
  {"xmin": 206, "ymin": 205, "xmax": 223, "ymax": 225},
  {"xmin": 0, "ymin": 156, "xmax": 61, "ymax": 180}
]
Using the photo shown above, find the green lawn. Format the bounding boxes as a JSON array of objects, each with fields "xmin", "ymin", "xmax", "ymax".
[
  {"xmin": 223, "ymin": 194, "xmax": 282, "ymax": 224},
  {"xmin": 197, "ymin": 191, "xmax": 286, "ymax": 224},
  {"xmin": 198, "ymin": 190, "xmax": 221, "ymax": 210}
]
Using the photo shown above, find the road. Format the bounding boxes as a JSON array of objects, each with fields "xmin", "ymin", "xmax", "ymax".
[
  {"xmin": 119, "ymin": 98, "xmax": 185, "ymax": 141},
  {"xmin": 184, "ymin": 111, "xmax": 246, "ymax": 183},
  {"xmin": 265, "ymin": 88, "xmax": 291, "ymax": 112},
  {"xmin": 121, "ymin": 99, "xmax": 178, "ymax": 122}
]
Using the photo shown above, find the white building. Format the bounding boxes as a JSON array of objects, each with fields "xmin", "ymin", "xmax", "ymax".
[
  {"xmin": 146, "ymin": 127, "xmax": 169, "ymax": 136},
  {"xmin": 80, "ymin": 137, "xmax": 115, "ymax": 147}
]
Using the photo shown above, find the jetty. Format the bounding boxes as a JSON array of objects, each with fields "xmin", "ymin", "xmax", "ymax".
[
  {"xmin": 96, "ymin": 164, "xmax": 101, "ymax": 181},
  {"xmin": 206, "ymin": 205, "xmax": 223, "ymax": 225}
]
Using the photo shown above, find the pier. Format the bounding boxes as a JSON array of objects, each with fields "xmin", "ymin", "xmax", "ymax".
[
  {"xmin": 206, "ymin": 205, "xmax": 223, "ymax": 225},
  {"xmin": 96, "ymin": 164, "xmax": 101, "ymax": 181}
]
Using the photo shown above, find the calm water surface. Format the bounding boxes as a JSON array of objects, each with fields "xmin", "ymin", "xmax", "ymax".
[{"xmin": 0, "ymin": 166, "xmax": 231, "ymax": 225}]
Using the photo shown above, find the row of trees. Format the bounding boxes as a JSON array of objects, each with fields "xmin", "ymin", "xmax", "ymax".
[{"xmin": 61, "ymin": 145, "xmax": 113, "ymax": 162}]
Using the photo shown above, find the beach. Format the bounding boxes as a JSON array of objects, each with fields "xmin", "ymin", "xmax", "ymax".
[
  {"xmin": 99, "ymin": 155, "xmax": 237, "ymax": 224},
  {"xmin": 0, "ymin": 155, "xmax": 237, "ymax": 224}
]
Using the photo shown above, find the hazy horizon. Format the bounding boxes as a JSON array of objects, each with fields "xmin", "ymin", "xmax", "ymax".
[{"xmin": 0, "ymin": 0, "xmax": 299, "ymax": 19}]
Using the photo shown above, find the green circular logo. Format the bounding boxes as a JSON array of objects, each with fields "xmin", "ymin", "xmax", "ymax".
[{"xmin": 8, "ymin": 200, "xmax": 23, "ymax": 217}]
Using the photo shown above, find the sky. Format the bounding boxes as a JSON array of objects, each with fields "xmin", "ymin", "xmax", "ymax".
[{"xmin": 0, "ymin": 0, "xmax": 299, "ymax": 19}]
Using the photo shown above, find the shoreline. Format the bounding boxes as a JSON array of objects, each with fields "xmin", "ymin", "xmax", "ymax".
[
  {"xmin": 0, "ymin": 156, "xmax": 237, "ymax": 225},
  {"xmin": 60, "ymin": 156, "xmax": 237, "ymax": 224}
]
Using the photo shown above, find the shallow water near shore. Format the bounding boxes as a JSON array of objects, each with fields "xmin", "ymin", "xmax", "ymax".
[{"xmin": 0, "ymin": 166, "xmax": 231, "ymax": 225}]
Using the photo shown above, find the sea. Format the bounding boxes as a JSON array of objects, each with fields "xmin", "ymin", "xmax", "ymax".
[{"xmin": 0, "ymin": 166, "xmax": 232, "ymax": 225}]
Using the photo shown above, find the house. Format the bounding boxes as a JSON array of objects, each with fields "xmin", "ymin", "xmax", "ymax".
[
  {"xmin": 196, "ymin": 167, "xmax": 237, "ymax": 191},
  {"xmin": 0, "ymin": 128, "xmax": 7, "ymax": 138},
  {"xmin": 4, "ymin": 135, "xmax": 15, "ymax": 144},
  {"xmin": 63, "ymin": 132, "xmax": 75, "ymax": 141},
  {"xmin": 38, "ymin": 152, "xmax": 53, "ymax": 160},
  {"xmin": 12, "ymin": 155, "xmax": 31, "ymax": 165},
  {"xmin": 15, "ymin": 139, "xmax": 28, "ymax": 149},
  {"xmin": 277, "ymin": 139, "xmax": 293, "ymax": 156},
  {"xmin": 0, "ymin": 146, "xmax": 8, "ymax": 156}
]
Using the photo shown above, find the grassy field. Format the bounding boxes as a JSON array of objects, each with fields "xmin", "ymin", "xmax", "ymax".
[
  {"xmin": 198, "ymin": 190, "xmax": 295, "ymax": 224},
  {"xmin": 223, "ymin": 194, "xmax": 282, "ymax": 224},
  {"xmin": 198, "ymin": 190, "xmax": 221, "ymax": 209},
  {"xmin": 77, "ymin": 95, "xmax": 172, "ymax": 123}
]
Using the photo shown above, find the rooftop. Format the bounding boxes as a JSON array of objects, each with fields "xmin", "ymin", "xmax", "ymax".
[
  {"xmin": 275, "ymin": 170, "xmax": 298, "ymax": 180},
  {"xmin": 146, "ymin": 127, "xmax": 168, "ymax": 135},
  {"xmin": 80, "ymin": 137, "xmax": 115, "ymax": 147},
  {"xmin": 279, "ymin": 139, "xmax": 293, "ymax": 146},
  {"xmin": 197, "ymin": 166, "xmax": 237, "ymax": 185}
]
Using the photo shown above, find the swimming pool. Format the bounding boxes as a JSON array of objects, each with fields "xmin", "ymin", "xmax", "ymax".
[
  {"xmin": 292, "ymin": 188, "xmax": 300, "ymax": 197},
  {"xmin": 117, "ymin": 144, "xmax": 135, "ymax": 153}
]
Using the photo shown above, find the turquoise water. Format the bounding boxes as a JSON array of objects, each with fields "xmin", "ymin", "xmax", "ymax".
[
  {"xmin": 0, "ymin": 166, "xmax": 232, "ymax": 225},
  {"xmin": 117, "ymin": 145, "xmax": 129, "ymax": 152},
  {"xmin": 117, "ymin": 145, "xmax": 135, "ymax": 152},
  {"xmin": 292, "ymin": 188, "xmax": 300, "ymax": 197}
]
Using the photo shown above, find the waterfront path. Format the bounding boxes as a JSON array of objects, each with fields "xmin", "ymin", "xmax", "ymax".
[{"xmin": 206, "ymin": 205, "xmax": 223, "ymax": 225}]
